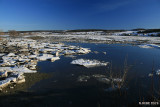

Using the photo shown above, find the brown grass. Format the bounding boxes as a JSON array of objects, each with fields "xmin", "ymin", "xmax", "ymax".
[{"xmin": 109, "ymin": 56, "xmax": 129, "ymax": 90}]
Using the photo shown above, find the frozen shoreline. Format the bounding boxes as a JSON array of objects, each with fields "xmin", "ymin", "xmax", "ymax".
[{"xmin": 0, "ymin": 38, "xmax": 91, "ymax": 90}]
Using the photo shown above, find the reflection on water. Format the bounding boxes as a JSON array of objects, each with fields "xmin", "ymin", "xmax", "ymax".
[{"xmin": 30, "ymin": 43, "xmax": 160, "ymax": 106}]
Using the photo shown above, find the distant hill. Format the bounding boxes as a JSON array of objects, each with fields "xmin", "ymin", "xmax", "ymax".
[
  {"xmin": 66, "ymin": 29, "xmax": 126, "ymax": 33},
  {"xmin": 132, "ymin": 28, "xmax": 146, "ymax": 31},
  {"xmin": 5, "ymin": 29, "xmax": 126, "ymax": 33},
  {"xmin": 15, "ymin": 30, "xmax": 65, "ymax": 33},
  {"xmin": 6, "ymin": 29, "xmax": 160, "ymax": 34},
  {"xmin": 138, "ymin": 29, "xmax": 160, "ymax": 33}
]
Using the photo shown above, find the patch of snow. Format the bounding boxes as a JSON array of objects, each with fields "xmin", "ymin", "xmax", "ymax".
[
  {"xmin": 148, "ymin": 73, "xmax": 153, "ymax": 77},
  {"xmin": 37, "ymin": 54, "xmax": 53, "ymax": 61},
  {"xmin": 139, "ymin": 44, "xmax": 160, "ymax": 49},
  {"xmin": 71, "ymin": 59, "xmax": 109, "ymax": 68},
  {"xmin": 0, "ymin": 66, "xmax": 37, "ymax": 73},
  {"xmin": 0, "ymin": 53, "xmax": 5, "ymax": 57},
  {"xmin": 138, "ymin": 44, "xmax": 153, "ymax": 49},
  {"xmin": 113, "ymin": 78, "xmax": 122, "ymax": 82},
  {"xmin": 97, "ymin": 77, "xmax": 110, "ymax": 83},
  {"xmin": 7, "ymin": 53, "xmax": 16, "ymax": 57},
  {"xmin": 50, "ymin": 57, "xmax": 60, "ymax": 62},
  {"xmin": 0, "ymin": 77, "xmax": 17, "ymax": 88},
  {"xmin": 156, "ymin": 69, "xmax": 160, "ymax": 75},
  {"xmin": 77, "ymin": 75, "xmax": 90, "ymax": 82}
]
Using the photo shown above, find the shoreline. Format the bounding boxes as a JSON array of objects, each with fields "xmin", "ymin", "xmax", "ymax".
[
  {"xmin": 24, "ymin": 34, "xmax": 160, "ymax": 45},
  {"xmin": 0, "ymin": 72, "xmax": 51, "ymax": 95}
]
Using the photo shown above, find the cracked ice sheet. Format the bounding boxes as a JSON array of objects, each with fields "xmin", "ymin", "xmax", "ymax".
[{"xmin": 0, "ymin": 66, "xmax": 37, "ymax": 73}]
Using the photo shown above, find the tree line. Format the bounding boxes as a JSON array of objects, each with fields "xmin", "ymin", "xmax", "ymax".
[{"xmin": 0, "ymin": 30, "xmax": 20, "ymax": 36}]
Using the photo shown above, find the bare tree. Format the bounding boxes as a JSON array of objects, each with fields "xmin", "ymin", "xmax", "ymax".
[
  {"xmin": 8, "ymin": 30, "xmax": 19, "ymax": 36},
  {"xmin": 0, "ymin": 30, "xmax": 4, "ymax": 35}
]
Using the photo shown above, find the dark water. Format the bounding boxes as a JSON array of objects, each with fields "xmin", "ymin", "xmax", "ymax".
[
  {"xmin": 2, "ymin": 43, "xmax": 160, "ymax": 107},
  {"xmin": 28, "ymin": 43, "xmax": 160, "ymax": 106}
]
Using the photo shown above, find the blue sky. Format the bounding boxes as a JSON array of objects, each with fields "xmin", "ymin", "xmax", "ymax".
[{"xmin": 0, "ymin": 0, "xmax": 160, "ymax": 31}]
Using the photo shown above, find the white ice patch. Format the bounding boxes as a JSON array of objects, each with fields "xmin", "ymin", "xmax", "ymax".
[
  {"xmin": 0, "ymin": 66, "xmax": 37, "ymax": 73},
  {"xmin": 138, "ymin": 44, "xmax": 160, "ymax": 49},
  {"xmin": 138, "ymin": 44, "xmax": 153, "ymax": 49},
  {"xmin": 71, "ymin": 59, "xmax": 109, "ymax": 68},
  {"xmin": 156, "ymin": 69, "xmax": 160, "ymax": 75},
  {"xmin": 7, "ymin": 53, "xmax": 16, "ymax": 57},
  {"xmin": 0, "ymin": 77, "xmax": 17, "ymax": 88},
  {"xmin": 0, "ymin": 53, "xmax": 5, "ymax": 57},
  {"xmin": 37, "ymin": 54, "xmax": 54, "ymax": 61}
]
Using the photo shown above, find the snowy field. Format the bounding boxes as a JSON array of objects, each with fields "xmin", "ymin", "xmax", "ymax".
[{"xmin": 32, "ymin": 34, "xmax": 160, "ymax": 44}]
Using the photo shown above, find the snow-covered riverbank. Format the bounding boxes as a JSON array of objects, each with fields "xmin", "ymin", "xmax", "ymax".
[{"xmin": 0, "ymin": 38, "xmax": 91, "ymax": 89}]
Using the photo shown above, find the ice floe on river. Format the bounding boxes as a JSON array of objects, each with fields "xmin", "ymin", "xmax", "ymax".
[
  {"xmin": 156, "ymin": 69, "xmax": 160, "ymax": 75},
  {"xmin": 138, "ymin": 44, "xmax": 160, "ymax": 49},
  {"xmin": 77, "ymin": 74, "xmax": 126, "ymax": 92},
  {"xmin": 71, "ymin": 59, "xmax": 109, "ymax": 68}
]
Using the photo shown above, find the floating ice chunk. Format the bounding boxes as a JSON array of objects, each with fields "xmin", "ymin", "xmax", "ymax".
[
  {"xmin": 47, "ymin": 43, "xmax": 64, "ymax": 47},
  {"xmin": 37, "ymin": 54, "xmax": 53, "ymax": 61},
  {"xmin": 14, "ymin": 66, "xmax": 37, "ymax": 73},
  {"xmin": 28, "ymin": 55, "xmax": 38, "ymax": 59},
  {"xmin": 92, "ymin": 74, "xmax": 110, "ymax": 83},
  {"xmin": 50, "ymin": 57, "xmax": 60, "ymax": 62},
  {"xmin": 93, "ymin": 51, "xmax": 99, "ymax": 54},
  {"xmin": 64, "ymin": 55, "xmax": 76, "ymax": 58},
  {"xmin": 148, "ymin": 73, "xmax": 153, "ymax": 77},
  {"xmin": 2, "ymin": 56, "xmax": 17, "ymax": 63},
  {"xmin": 10, "ymin": 72, "xmax": 25, "ymax": 84},
  {"xmin": 75, "ymin": 48, "xmax": 91, "ymax": 54},
  {"xmin": 0, "ymin": 77, "xmax": 17, "ymax": 88},
  {"xmin": 0, "ymin": 67, "xmax": 12, "ymax": 72},
  {"xmin": 113, "ymin": 78, "xmax": 123, "ymax": 82},
  {"xmin": 77, "ymin": 75, "xmax": 90, "ymax": 82},
  {"xmin": 18, "ymin": 58, "xmax": 30, "ymax": 62},
  {"xmin": 92, "ymin": 74, "xmax": 106, "ymax": 78},
  {"xmin": 0, "ymin": 61, "xmax": 16, "ymax": 67},
  {"xmin": 63, "ymin": 50, "xmax": 75, "ymax": 55},
  {"xmin": 32, "ymin": 45, "xmax": 44, "ymax": 49},
  {"xmin": 149, "ymin": 44, "xmax": 160, "ymax": 48},
  {"xmin": 1, "ymin": 55, "xmax": 18, "ymax": 66},
  {"xmin": 10, "ymin": 72, "xmax": 24, "ymax": 79},
  {"xmin": 156, "ymin": 69, "xmax": 160, "ymax": 75},
  {"xmin": 139, "ymin": 44, "xmax": 160, "ymax": 49},
  {"xmin": 19, "ymin": 49, "xmax": 29, "ymax": 52},
  {"xmin": 37, "ymin": 54, "xmax": 60, "ymax": 61},
  {"xmin": 6, "ymin": 77, "xmax": 17, "ymax": 83},
  {"xmin": 103, "ymin": 52, "xmax": 107, "ymax": 55},
  {"xmin": 26, "ymin": 64, "xmax": 37, "ymax": 70},
  {"xmin": 7, "ymin": 53, "xmax": 16, "ymax": 57},
  {"xmin": 39, "ymin": 48, "xmax": 55, "ymax": 53},
  {"xmin": 51, "ymin": 51, "xmax": 59, "ymax": 56},
  {"xmin": 16, "ymin": 78, "xmax": 25, "ymax": 84},
  {"xmin": 0, "ymin": 53, "xmax": 5, "ymax": 57},
  {"xmin": 71, "ymin": 59, "xmax": 109, "ymax": 68},
  {"xmin": 0, "ymin": 66, "xmax": 37, "ymax": 73},
  {"xmin": 97, "ymin": 77, "xmax": 110, "ymax": 83},
  {"xmin": 0, "ymin": 71, "xmax": 8, "ymax": 77},
  {"xmin": 138, "ymin": 44, "xmax": 153, "ymax": 49},
  {"xmin": 0, "ymin": 79, "xmax": 11, "ymax": 88}
]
